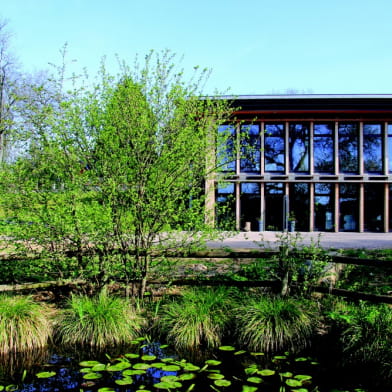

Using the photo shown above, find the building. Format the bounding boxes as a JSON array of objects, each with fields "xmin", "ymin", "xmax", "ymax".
[{"xmin": 210, "ymin": 94, "xmax": 392, "ymax": 233}]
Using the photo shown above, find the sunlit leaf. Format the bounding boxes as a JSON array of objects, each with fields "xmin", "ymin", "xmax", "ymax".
[
  {"xmin": 258, "ymin": 369, "xmax": 275, "ymax": 376},
  {"xmin": 36, "ymin": 371, "xmax": 56, "ymax": 379},
  {"xmin": 208, "ymin": 373, "xmax": 224, "ymax": 380},
  {"xmin": 205, "ymin": 360, "xmax": 221, "ymax": 366},
  {"xmin": 242, "ymin": 385, "xmax": 258, "ymax": 392},
  {"xmin": 214, "ymin": 379, "xmax": 231, "ymax": 387},
  {"xmin": 247, "ymin": 376, "xmax": 263, "ymax": 384},
  {"xmin": 154, "ymin": 381, "xmax": 182, "ymax": 389},
  {"xmin": 133, "ymin": 363, "xmax": 151, "ymax": 370},
  {"xmin": 79, "ymin": 360, "xmax": 101, "ymax": 367},
  {"xmin": 141, "ymin": 354, "xmax": 157, "ymax": 361},
  {"xmin": 125, "ymin": 353, "xmax": 140, "ymax": 359},
  {"xmin": 161, "ymin": 364, "xmax": 181, "ymax": 371},
  {"xmin": 218, "ymin": 345, "xmax": 235, "ymax": 351},
  {"xmin": 123, "ymin": 369, "xmax": 146, "ymax": 376},
  {"xmin": 286, "ymin": 379, "xmax": 303, "ymax": 387},
  {"xmin": 83, "ymin": 372, "xmax": 103, "ymax": 380},
  {"xmin": 115, "ymin": 377, "xmax": 133, "ymax": 385}
]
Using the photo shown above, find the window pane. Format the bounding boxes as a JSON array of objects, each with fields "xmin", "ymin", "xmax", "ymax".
[
  {"xmin": 240, "ymin": 183, "xmax": 261, "ymax": 231},
  {"xmin": 240, "ymin": 124, "xmax": 260, "ymax": 174},
  {"xmin": 217, "ymin": 125, "xmax": 236, "ymax": 172},
  {"xmin": 314, "ymin": 123, "xmax": 334, "ymax": 173},
  {"xmin": 265, "ymin": 183, "xmax": 284, "ymax": 231},
  {"xmin": 363, "ymin": 124, "xmax": 382, "ymax": 173},
  {"xmin": 216, "ymin": 182, "xmax": 235, "ymax": 230},
  {"xmin": 364, "ymin": 183, "xmax": 384, "ymax": 232},
  {"xmin": 265, "ymin": 124, "xmax": 285, "ymax": 172},
  {"xmin": 289, "ymin": 123, "xmax": 309, "ymax": 172},
  {"xmin": 339, "ymin": 184, "xmax": 359, "ymax": 231},
  {"xmin": 338, "ymin": 123, "xmax": 359, "ymax": 174},
  {"xmin": 314, "ymin": 183, "xmax": 334, "ymax": 231},
  {"xmin": 289, "ymin": 183, "xmax": 309, "ymax": 231}
]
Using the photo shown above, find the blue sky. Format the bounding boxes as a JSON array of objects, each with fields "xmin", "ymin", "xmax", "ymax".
[{"xmin": 2, "ymin": 0, "xmax": 392, "ymax": 95}]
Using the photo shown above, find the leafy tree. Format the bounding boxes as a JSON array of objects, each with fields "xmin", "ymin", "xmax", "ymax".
[{"xmin": 0, "ymin": 50, "xmax": 233, "ymax": 295}]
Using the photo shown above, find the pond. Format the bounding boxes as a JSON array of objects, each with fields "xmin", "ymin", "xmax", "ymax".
[{"xmin": 0, "ymin": 339, "xmax": 386, "ymax": 392}]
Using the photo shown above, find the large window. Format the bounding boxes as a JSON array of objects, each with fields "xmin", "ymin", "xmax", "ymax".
[
  {"xmin": 289, "ymin": 123, "xmax": 309, "ymax": 173},
  {"xmin": 265, "ymin": 183, "xmax": 284, "ymax": 231},
  {"xmin": 265, "ymin": 124, "xmax": 285, "ymax": 173},
  {"xmin": 289, "ymin": 183, "xmax": 309, "ymax": 231},
  {"xmin": 240, "ymin": 183, "xmax": 261, "ymax": 231},
  {"xmin": 364, "ymin": 183, "xmax": 384, "ymax": 231},
  {"xmin": 240, "ymin": 124, "xmax": 260, "ymax": 174},
  {"xmin": 339, "ymin": 184, "xmax": 359, "ymax": 231},
  {"xmin": 314, "ymin": 123, "xmax": 334, "ymax": 173},
  {"xmin": 314, "ymin": 183, "xmax": 334, "ymax": 231},
  {"xmin": 216, "ymin": 182, "xmax": 236, "ymax": 230},
  {"xmin": 217, "ymin": 125, "xmax": 236, "ymax": 172},
  {"xmin": 363, "ymin": 124, "xmax": 382, "ymax": 173},
  {"xmin": 338, "ymin": 123, "xmax": 359, "ymax": 173}
]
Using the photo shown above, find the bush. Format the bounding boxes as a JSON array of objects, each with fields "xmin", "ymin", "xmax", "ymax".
[
  {"xmin": 234, "ymin": 295, "xmax": 320, "ymax": 353},
  {"xmin": 0, "ymin": 295, "xmax": 52, "ymax": 353},
  {"xmin": 55, "ymin": 289, "xmax": 143, "ymax": 349},
  {"xmin": 157, "ymin": 287, "xmax": 236, "ymax": 351}
]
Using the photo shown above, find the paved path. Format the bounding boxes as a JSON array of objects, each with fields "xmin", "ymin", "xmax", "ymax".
[{"xmin": 206, "ymin": 231, "xmax": 392, "ymax": 250}]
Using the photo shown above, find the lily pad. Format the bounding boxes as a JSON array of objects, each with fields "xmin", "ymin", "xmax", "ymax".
[
  {"xmin": 280, "ymin": 372, "xmax": 293, "ymax": 378},
  {"xmin": 234, "ymin": 350, "xmax": 247, "ymax": 355},
  {"xmin": 123, "ymin": 369, "xmax": 146, "ymax": 376},
  {"xmin": 106, "ymin": 362, "xmax": 131, "ymax": 371},
  {"xmin": 205, "ymin": 359, "xmax": 221, "ymax": 366},
  {"xmin": 83, "ymin": 372, "xmax": 103, "ymax": 380},
  {"xmin": 218, "ymin": 345, "xmax": 235, "ymax": 351},
  {"xmin": 214, "ymin": 379, "xmax": 232, "ymax": 387},
  {"xmin": 79, "ymin": 360, "xmax": 101, "ymax": 367},
  {"xmin": 161, "ymin": 364, "xmax": 181, "ymax": 372},
  {"xmin": 154, "ymin": 381, "xmax": 182, "ymax": 389},
  {"xmin": 258, "ymin": 369, "xmax": 275, "ymax": 376},
  {"xmin": 141, "ymin": 354, "xmax": 157, "ymax": 361},
  {"xmin": 286, "ymin": 379, "xmax": 303, "ymax": 387},
  {"xmin": 294, "ymin": 375, "xmax": 312, "ymax": 382},
  {"xmin": 92, "ymin": 363, "xmax": 107, "ymax": 372},
  {"xmin": 241, "ymin": 386, "xmax": 258, "ymax": 392},
  {"xmin": 125, "ymin": 353, "xmax": 140, "ymax": 359},
  {"xmin": 98, "ymin": 388, "xmax": 116, "ymax": 392},
  {"xmin": 133, "ymin": 363, "xmax": 151, "ymax": 370},
  {"xmin": 207, "ymin": 373, "xmax": 224, "ymax": 380},
  {"xmin": 183, "ymin": 364, "xmax": 200, "ymax": 371},
  {"xmin": 36, "ymin": 371, "xmax": 56, "ymax": 379},
  {"xmin": 179, "ymin": 373, "xmax": 196, "ymax": 381},
  {"xmin": 247, "ymin": 376, "xmax": 263, "ymax": 384},
  {"xmin": 115, "ymin": 377, "xmax": 134, "ymax": 386},
  {"xmin": 161, "ymin": 375, "xmax": 180, "ymax": 382}
]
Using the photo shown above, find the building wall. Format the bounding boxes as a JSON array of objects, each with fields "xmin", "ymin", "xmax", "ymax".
[{"xmin": 213, "ymin": 96, "xmax": 392, "ymax": 232}]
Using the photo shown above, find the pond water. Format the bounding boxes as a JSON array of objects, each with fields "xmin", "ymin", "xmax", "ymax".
[{"xmin": 0, "ymin": 340, "xmax": 388, "ymax": 392}]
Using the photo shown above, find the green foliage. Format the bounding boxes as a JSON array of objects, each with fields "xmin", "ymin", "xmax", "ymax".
[
  {"xmin": 0, "ymin": 295, "xmax": 52, "ymax": 353},
  {"xmin": 157, "ymin": 287, "xmax": 237, "ymax": 351},
  {"xmin": 234, "ymin": 295, "xmax": 320, "ymax": 354},
  {"xmin": 54, "ymin": 289, "xmax": 144, "ymax": 349}
]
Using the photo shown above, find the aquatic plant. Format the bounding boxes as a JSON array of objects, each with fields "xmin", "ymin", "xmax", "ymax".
[
  {"xmin": 234, "ymin": 295, "xmax": 320, "ymax": 353},
  {"xmin": 157, "ymin": 287, "xmax": 236, "ymax": 351},
  {"xmin": 0, "ymin": 295, "xmax": 52, "ymax": 353},
  {"xmin": 54, "ymin": 288, "xmax": 144, "ymax": 349}
]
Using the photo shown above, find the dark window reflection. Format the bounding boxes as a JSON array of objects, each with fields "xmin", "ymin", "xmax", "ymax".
[
  {"xmin": 314, "ymin": 123, "xmax": 334, "ymax": 173},
  {"xmin": 363, "ymin": 124, "xmax": 382, "ymax": 173},
  {"xmin": 217, "ymin": 125, "xmax": 236, "ymax": 172},
  {"xmin": 216, "ymin": 182, "xmax": 236, "ymax": 230},
  {"xmin": 240, "ymin": 124, "xmax": 260, "ymax": 174},
  {"xmin": 289, "ymin": 123, "xmax": 309, "ymax": 173},
  {"xmin": 339, "ymin": 184, "xmax": 358, "ymax": 231},
  {"xmin": 314, "ymin": 183, "xmax": 334, "ymax": 231},
  {"xmin": 265, "ymin": 183, "xmax": 284, "ymax": 231},
  {"xmin": 339, "ymin": 123, "xmax": 359, "ymax": 173},
  {"xmin": 265, "ymin": 124, "xmax": 285, "ymax": 173},
  {"xmin": 364, "ymin": 183, "xmax": 384, "ymax": 231},
  {"xmin": 240, "ymin": 183, "xmax": 261, "ymax": 231},
  {"xmin": 289, "ymin": 183, "xmax": 309, "ymax": 231}
]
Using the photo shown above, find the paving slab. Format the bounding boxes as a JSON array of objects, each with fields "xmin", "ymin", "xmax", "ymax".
[{"xmin": 206, "ymin": 231, "xmax": 392, "ymax": 250}]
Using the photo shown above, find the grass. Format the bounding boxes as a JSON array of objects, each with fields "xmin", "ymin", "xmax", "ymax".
[
  {"xmin": 0, "ymin": 295, "xmax": 52, "ymax": 353},
  {"xmin": 234, "ymin": 295, "xmax": 320, "ymax": 354},
  {"xmin": 54, "ymin": 288, "xmax": 144, "ymax": 349},
  {"xmin": 157, "ymin": 287, "xmax": 237, "ymax": 351}
]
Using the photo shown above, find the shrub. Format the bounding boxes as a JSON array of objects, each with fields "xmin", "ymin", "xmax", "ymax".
[
  {"xmin": 234, "ymin": 295, "xmax": 320, "ymax": 353},
  {"xmin": 157, "ymin": 287, "xmax": 236, "ymax": 351},
  {"xmin": 0, "ymin": 295, "xmax": 52, "ymax": 353},
  {"xmin": 55, "ymin": 289, "xmax": 143, "ymax": 349}
]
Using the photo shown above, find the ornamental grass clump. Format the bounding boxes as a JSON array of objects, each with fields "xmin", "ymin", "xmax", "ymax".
[
  {"xmin": 235, "ymin": 295, "xmax": 320, "ymax": 354},
  {"xmin": 157, "ymin": 287, "xmax": 236, "ymax": 351},
  {"xmin": 55, "ymin": 289, "xmax": 143, "ymax": 349},
  {"xmin": 0, "ymin": 295, "xmax": 52, "ymax": 353}
]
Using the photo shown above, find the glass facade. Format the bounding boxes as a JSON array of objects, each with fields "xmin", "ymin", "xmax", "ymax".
[{"xmin": 215, "ymin": 116, "xmax": 392, "ymax": 233}]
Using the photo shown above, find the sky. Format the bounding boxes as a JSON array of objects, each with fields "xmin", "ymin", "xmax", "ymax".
[{"xmin": 2, "ymin": 0, "xmax": 392, "ymax": 95}]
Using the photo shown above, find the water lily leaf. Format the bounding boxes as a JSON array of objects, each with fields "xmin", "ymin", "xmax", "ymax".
[
  {"xmin": 154, "ymin": 381, "xmax": 182, "ymax": 389},
  {"xmin": 106, "ymin": 362, "xmax": 131, "ymax": 371},
  {"xmin": 294, "ymin": 357, "xmax": 308, "ymax": 362},
  {"xmin": 133, "ymin": 363, "xmax": 151, "ymax": 370},
  {"xmin": 218, "ymin": 345, "xmax": 235, "ymax": 351},
  {"xmin": 258, "ymin": 369, "xmax": 275, "ymax": 376},
  {"xmin": 36, "ymin": 371, "xmax": 56, "ymax": 379},
  {"xmin": 83, "ymin": 372, "xmax": 103, "ymax": 380},
  {"xmin": 179, "ymin": 373, "xmax": 196, "ymax": 381},
  {"xmin": 205, "ymin": 360, "xmax": 221, "ymax": 366},
  {"xmin": 207, "ymin": 373, "xmax": 224, "ymax": 380},
  {"xmin": 161, "ymin": 364, "xmax": 181, "ymax": 371},
  {"xmin": 234, "ymin": 350, "xmax": 247, "ymax": 355},
  {"xmin": 273, "ymin": 355, "xmax": 287, "ymax": 360},
  {"xmin": 125, "ymin": 353, "xmax": 140, "ymax": 359},
  {"xmin": 91, "ymin": 363, "xmax": 106, "ymax": 372},
  {"xmin": 123, "ymin": 369, "xmax": 146, "ymax": 376},
  {"xmin": 115, "ymin": 377, "xmax": 133, "ymax": 385},
  {"xmin": 245, "ymin": 366, "xmax": 258, "ymax": 375},
  {"xmin": 141, "ymin": 354, "xmax": 157, "ymax": 361},
  {"xmin": 250, "ymin": 352, "xmax": 264, "ymax": 356},
  {"xmin": 183, "ymin": 364, "xmax": 200, "ymax": 371},
  {"xmin": 98, "ymin": 388, "xmax": 116, "ymax": 392},
  {"xmin": 80, "ymin": 367, "xmax": 94, "ymax": 373},
  {"xmin": 214, "ymin": 379, "xmax": 231, "ymax": 387},
  {"xmin": 286, "ymin": 379, "xmax": 303, "ymax": 387},
  {"xmin": 161, "ymin": 357, "xmax": 175, "ymax": 363},
  {"xmin": 241, "ymin": 386, "xmax": 258, "ymax": 392},
  {"xmin": 247, "ymin": 376, "xmax": 263, "ymax": 384},
  {"xmin": 150, "ymin": 362, "xmax": 165, "ymax": 369},
  {"xmin": 280, "ymin": 372, "xmax": 293, "ymax": 378},
  {"xmin": 0, "ymin": 387, "xmax": 4, "ymax": 392},
  {"xmin": 79, "ymin": 360, "xmax": 101, "ymax": 367},
  {"xmin": 161, "ymin": 375, "xmax": 180, "ymax": 382},
  {"xmin": 291, "ymin": 389, "xmax": 308, "ymax": 392},
  {"xmin": 294, "ymin": 375, "xmax": 312, "ymax": 382},
  {"xmin": 159, "ymin": 344, "xmax": 169, "ymax": 349}
]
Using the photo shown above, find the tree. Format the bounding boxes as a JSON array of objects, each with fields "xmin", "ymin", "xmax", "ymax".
[{"xmin": 0, "ymin": 50, "xmax": 233, "ymax": 296}]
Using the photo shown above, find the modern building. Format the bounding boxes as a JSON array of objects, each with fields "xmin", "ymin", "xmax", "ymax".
[{"xmin": 210, "ymin": 94, "xmax": 392, "ymax": 233}]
